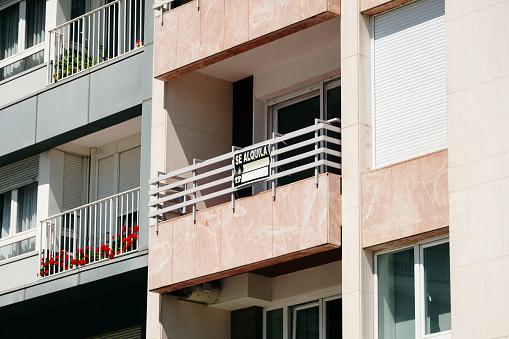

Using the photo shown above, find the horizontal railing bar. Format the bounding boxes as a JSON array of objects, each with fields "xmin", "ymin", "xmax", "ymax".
[
  {"xmin": 41, "ymin": 188, "xmax": 140, "ymax": 221},
  {"xmin": 149, "ymin": 152, "xmax": 234, "ymax": 185},
  {"xmin": 149, "ymin": 164, "xmax": 233, "ymax": 195},
  {"xmin": 149, "ymin": 186, "xmax": 235, "ymax": 218},
  {"xmin": 271, "ymin": 147, "xmax": 341, "ymax": 168},
  {"xmin": 272, "ymin": 123, "xmax": 340, "ymax": 144},
  {"xmin": 50, "ymin": 0, "xmax": 123, "ymax": 31},
  {"xmin": 148, "ymin": 176, "xmax": 231, "ymax": 207},
  {"xmin": 270, "ymin": 160, "xmax": 341, "ymax": 181},
  {"xmin": 272, "ymin": 135, "xmax": 340, "ymax": 156}
]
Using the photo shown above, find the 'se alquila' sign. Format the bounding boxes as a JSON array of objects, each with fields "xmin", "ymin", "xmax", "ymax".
[{"xmin": 233, "ymin": 143, "xmax": 271, "ymax": 187}]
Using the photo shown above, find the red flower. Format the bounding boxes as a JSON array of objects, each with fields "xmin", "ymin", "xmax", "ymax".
[
  {"xmin": 122, "ymin": 226, "xmax": 126, "ymax": 232},
  {"xmin": 81, "ymin": 260, "xmax": 86, "ymax": 265},
  {"xmin": 49, "ymin": 259, "xmax": 54, "ymax": 265},
  {"xmin": 127, "ymin": 241, "xmax": 133, "ymax": 247},
  {"xmin": 86, "ymin": 246, "xmax": 90, "ymax": 250},
  {"xmin": 118, "ymin": 233, "xmax": 121, "ymax": 237},
  {"xmin": 134, "ymin": 234, "xmax": 139, "ymax": 240},
  {"xmin": 129, "ymin": 233, "xmax": 134, "ymax": 239},
  {"xmin": 134, "ymin": 225, "xmax": 139, "ymax": 232},
  {"xmin": 117, "ymin": 251, "xmax": 120, "ymax": 255},
  {"xmin": 71, "ymin": 259, "xmax": 77, "ymax": 265},
  {"xmin": 109, "ymin": 253, "xmax": 114, "ymax": 259},
  {"xmin": 84, "ymin": 254, "xmax": 88, "ymax": 258},
  {"xmin": 44, "ymin": 270, "xmax": 49, "ymax": 274},
  {"xmin": 43, "ymin": 263, "xmax": 48, "ymax": 268}
]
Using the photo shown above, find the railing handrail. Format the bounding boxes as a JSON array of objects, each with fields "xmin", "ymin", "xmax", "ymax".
[
  {"xmin": 40, "ymin": 187, "xmax": 140, "ymax": 222},
  {"xmin": 50, "ymin": 0, "xmax": 123, "ymax": 32},
  {"xmin": 148, "ymin": 118, "xmax": 341, "ymax": 225}
]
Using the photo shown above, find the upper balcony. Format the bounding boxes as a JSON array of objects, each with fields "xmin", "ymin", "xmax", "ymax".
[
  {"xmin": 153, "ymin": 0, "xmax": 340, "ymax": 81},
  {"xmin": 148, "ymin": 119, "xmax": 342, "ymax": 293}
]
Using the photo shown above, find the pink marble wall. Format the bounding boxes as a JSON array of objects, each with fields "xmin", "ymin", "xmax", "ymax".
[
  {"xmin": 362, "ymin": 150, "xmax": 449, "ymax": 248},
  {"xmin": 149, "ymin": 173, "xmax": 341, "ymax": 292},
  {"xmin": 361, "ymin": 0, "xmax": 417, "ymax": 16},
  {"xmin": 154, "ymin": 0, "xmax": 340, "ymax": 80}
]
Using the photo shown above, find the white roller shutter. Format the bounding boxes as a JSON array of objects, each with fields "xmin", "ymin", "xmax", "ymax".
[
  {"xmin": 62, "ymin": 153, "xmax": 86, "ymax": 211},
  {"xmin": 97, "ymin": 155, "xmax": 114, "ymax": 200},
  {"xmin": 373, "ymin": 0, "xmax": 447, "ymax": 168},
  {"xmin": 118, "ymin": 146, "xmax": 141, "ymax": 193},
  {"xmin": 0, "ymin": 155, "xmax": 39, "ymax": 193}
]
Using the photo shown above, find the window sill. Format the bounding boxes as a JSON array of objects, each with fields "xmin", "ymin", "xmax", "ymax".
[
  {"xmin": 0, "ymin": 250, "xmax": 37, "ymax": 266},
  {"xmin": 0, "ymin": 228, "xmax": 36, "ymax": 247},
  {"xmin": 0, "ymin": 43, "xmax": 44, "ymax": 69}
]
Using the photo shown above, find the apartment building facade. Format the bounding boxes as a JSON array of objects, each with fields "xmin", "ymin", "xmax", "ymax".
[
  {"xmin": 0, "ymin": 0, "xmax": 154, "ymax": 335},
  {"xmin": 146, "ymin": 0, "xmax": 509, "ymax": 339},
  {"xmin": 0, "ymin": 0, "xmax": 507, "ymax": 338}
]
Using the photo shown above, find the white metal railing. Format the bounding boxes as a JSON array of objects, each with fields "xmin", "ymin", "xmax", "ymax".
[
  {"xmin": 153, "ymin": 0, "xmax": 200, "ymax": 25},
  {"xmin": 38, "ymin": 188, "xmax": 140, "ymax": 278},
  {"xmin": 148, "ymin": 119, "xmax": 341, "ymax": 231},
  {"xmin": 47, "ymin": 0, "xmax": 145, "ymax": 84}
]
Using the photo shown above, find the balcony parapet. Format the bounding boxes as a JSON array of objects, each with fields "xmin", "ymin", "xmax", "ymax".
[
  {"xmin": 148, "ymin": 119, "xmax": 342, "ymax": 293},
  {"xmin": 47, "ymin": 0, "xmax": 145, "ymax": 84},
  {"xmin": 154, "ymin": 0, "xmax": 340, "ymax": 81},
  {"xmin": 38, "ymin": 188, "xmax": 140, "ymax": 278}
]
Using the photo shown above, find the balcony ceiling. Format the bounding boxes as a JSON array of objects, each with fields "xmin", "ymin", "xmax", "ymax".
[{"xmin": 197, "ymin": 17, "xmax": 341, "ymax": 83}]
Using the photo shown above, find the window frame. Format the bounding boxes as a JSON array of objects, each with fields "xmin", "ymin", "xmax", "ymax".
[
  {"xmin": 0, "ymin": 180, "xmax": 38, "ymax": 259},
  {"xmin": 263, "ymin": 291, "xmax": 342, "ymax": 339},
  {"xmin": 0, "ymin": 0, "xmax": 45, "ymax": 70},
  {"xmin": 374, "ymin": 236, "xmax": 451, "ymax": 339}
]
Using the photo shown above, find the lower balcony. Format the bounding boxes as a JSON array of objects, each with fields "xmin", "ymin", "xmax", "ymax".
[
  {"xmin": 148, "ymin": 120, "xmax": 342, "ymax": 293},
  {"xmin": 38, "ymin": 188, "xmax": 140, "ymax": 277}
]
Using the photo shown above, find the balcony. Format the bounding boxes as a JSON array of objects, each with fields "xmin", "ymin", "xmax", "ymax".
[
  {"xmin": 148, "ymin": 120, "xmax": 342, "ymax": 293},
  {"xmin": 153, "ymin": 0, "xmax": 340, "ymax": 81},
  {"xmin": 47, "ymin": 0, "xmax": 145, "ymax": 84},
  {"xmin": 38, "ymin": 188, "xmax": 140, "ymax": 277}
]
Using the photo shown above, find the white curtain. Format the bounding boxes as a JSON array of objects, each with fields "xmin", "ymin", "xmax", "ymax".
[
  {"xmin": 25, "ymin": 0, "xmax": 46, "ymax": 48},
  {"xmin": 0, "ymin": 3, "xmax": 19, "ymax": 60},
  {"xmin": 16, "ymin": 182, "xmax": 38, "ymax": 233},
  {"xmin": 0, "ymin": 191, "xmax": 12, "ymax": 239}
]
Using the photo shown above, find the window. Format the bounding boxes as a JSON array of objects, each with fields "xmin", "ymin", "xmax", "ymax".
[
  {"xmin": 0, "ymin": 0, "xmax": 46, "ymax": 81},
  {"xmin": 0, "ymin": 182, "xmax": 38, "ymax": 261},
  {"xmin": 264, "ymin": 295, "xmax": 342, "ymax": 339},
  {"xmin": 375, "ymin": 238, "xmax": 451, "ymax": 339}
]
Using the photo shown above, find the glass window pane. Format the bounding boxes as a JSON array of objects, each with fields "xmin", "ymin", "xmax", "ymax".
[
  {"xmin": 25, "ymin": 0, "xmax": 46, "ymax": 48},
  {"xmin": 423, "ymin": 242, "xmax": 451, "ymax": 334},
  {"xmin": 0, "ymin": 236, "xmax": 35, "ymax": 261},
  {"xmin": 266, "ymin": 308, "xmax": 283, "ymax": 339},
  {"xmin": 0, "ymin": 191, "xmax": 12, "ymax": 238},
  {"xmin": 292, "ymin": 305, "xmax": 319, "ymax": 339},
  {"xmin": 326, "ymin": 298, "xmax": 342, "ymax": 339},
  {"xmin": 377, "ymin": 248, "xmax": 415, "ymax": 339},
  {"xmin": 0, "ymin": 3, "xmax": 19, "ymax": 60},
  {"xmin": 325, "ymin": 85, "xmax": 341, "ymax": 175},
  {"xmin": 16, "ymin": 182, "xmax": 38, "ymax": 233}
]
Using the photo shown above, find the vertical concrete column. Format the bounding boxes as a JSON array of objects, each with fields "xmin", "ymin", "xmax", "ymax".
[{"xmin": 340, "ymin": 0, "xmax": 373, "ymax": 338}]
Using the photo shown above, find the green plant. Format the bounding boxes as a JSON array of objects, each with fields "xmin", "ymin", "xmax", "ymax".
[{"xmin": 53, "ymin": 44, "xmax": 111, "ymax": 82}]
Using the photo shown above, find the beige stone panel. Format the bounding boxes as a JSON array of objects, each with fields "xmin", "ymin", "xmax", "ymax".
[
  {"xmin": 342, "ymin": 207, "xmax": 361, "ymax": 294},
  {"xmin": 224, "ymin": 0, "xmax": 249, "ymax": 50},
  {"xmin": 151, "ymin": 123, "xmax": 167, "ymax": 177},
  {"xmin": 152, "ymin": 79, "xmax": 167, "ymax": 128},
  {"xmin": 200, "ymin": 0, "xmax": 225, "ymax": 59},
  {"xmin": 328, "ymin": 0, "xmax": 341, "ymax": 14},
  {"xmin": 176, "ymin": 2, "xmax": 201, "ymax": 68},
  {"xmin": 449, "ymin": 151, "xmax": 509, "ymax": 192},
  {"xmin": 479, "ymin": 1, "xmax": 509, "ymax": 83},
  {"xmin": 164, "ymin": 77, "xmax": 181, "ymax": 126},
  {"xmin": 501, "ymin": 76, "xmax": 509, "ymax": 153},
  {"xmin": 248, "ymin": 0, "xmax": 275, "ymax": 40},
  {"xmin": 486, "ymin": 256, "xmax": 509, "ymax": 338},
  {"xmin": 274, "ymin": 0, "xmax": 299, "ymax": 31},
  {"xmin": 340, "ymin": 0, "xmax": 359, "ymax": 60},
  {"xmin": 341, "ymin": 126, "xmax": 360, "ymax": 211},
  {"xmin": 446, "ymin": 11, "xmax": 481, "ymax": 94},
  {"xmin": 341, "ymin": 56, "xmax": 359, "ymax": 129},
  {"xmin": 204, "ymin": 75, "xmax": 233, "ymax": 139},
  {"xmin": 445, "ymin": 0, "xmax": 505, "ymax": 22},
  {"xmin": 451, "ymin": 262, "xmax": 487, "ymax": 339},
  {"xmin": 362, "ymin": 290, "xmax": 374, "ymax": 338},
  {"xmin": 359, "ymin": 55, "xmax": 372, "ymax": 129},
  {"xmin": 164, "ymin": 123, "xmax": 195, "ymax": 172},
  {"xmin": 342, "ymin": 291, "xmax": 361, "ymax": 338},
  {"xmin": 146, "ymin": 291, "xmax": 162, "ymax": 339},
  {"xmin": 503, "ymin": 177, "xmax": 509, "ymax": 256},
  {"xmin": 449, "ymin": 190, "xmax": 468, "ymax": 268},
  {"xmin": 328, "ymin": 174, "xmax": 342, "ymax": 246},
  {"xmin": 466, "ymin": 181, "xmax": 504, "ymax": 264},
  {"xmin": 361, "ymin": 250, "xmax": 374, "ymax": 293}
]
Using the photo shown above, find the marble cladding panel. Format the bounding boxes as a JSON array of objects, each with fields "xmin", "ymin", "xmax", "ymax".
[
  {"xmin": 149, "ymin": 173, "xmax": 342, "ymax": 291},
  {"xmin": 154, "ymin": 0, "xmax": 340, "ymax": 79},
  {"xmin": 361, "ymin": 0, "xmax": 417, "ymax": 16},
  {"xmin": 148, "ymin": 225, "xmax": 173, "ymax": 290},
  {"xmin": 362, "ymin": 150, "xmax": 449, "ymax": 248},
  {"xmin": 224, "ymin": 0, "xmax": 249, "ymax": 50}
]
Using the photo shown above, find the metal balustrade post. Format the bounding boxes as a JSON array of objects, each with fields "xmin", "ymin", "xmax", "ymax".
[
  {"xmin": 192, "ymin": 159, "xmax": 197, "ymax": 223},
  {"xmin": 271, "ymin": 132, "xmax": 277, "ymax": 201},
  {"xmin": 315, "ymin": 119, "xmax": 319, "ymax": 188}
]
